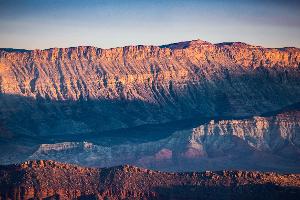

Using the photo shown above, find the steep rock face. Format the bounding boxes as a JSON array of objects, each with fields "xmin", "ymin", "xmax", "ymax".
[
  {"xmin": 1, "ymin": 40, "xmax": 299, "ymax": 101},
  {"xmin": 0, "ymin": 40, "xmax": 300, "ymax": 135},
  {"xmin": 0, "ymin": 160, "xmax": 299, "ymax": 200},
  {"xmin": 28, "ymin": 110, "xmax": 300, "ymax": 172},
  {"xmin": 194, "ymin": 110, "xmax": 300, "ymax": 155}
]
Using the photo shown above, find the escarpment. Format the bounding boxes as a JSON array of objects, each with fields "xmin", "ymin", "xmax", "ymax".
[
  {"xmin": 1, "ymin": 41, "xmax": 299, "ymax": 101},
  {"xmin": 0, "ymin": 40, "xmax": 300, "ymax": 136}
]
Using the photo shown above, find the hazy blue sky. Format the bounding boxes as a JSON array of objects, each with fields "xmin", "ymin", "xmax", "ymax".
[{"xmin": 0, "ymin": 0, "xmax": 299, "ymax": 49}]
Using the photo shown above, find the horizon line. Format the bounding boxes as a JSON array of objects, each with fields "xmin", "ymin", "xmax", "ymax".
[{"xmin": 0, "ymin": 38, "xmax": 299, "ymax": 51}]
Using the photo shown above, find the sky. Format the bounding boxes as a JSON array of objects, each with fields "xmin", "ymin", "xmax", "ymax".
[{"xmin": 0, "ymin": 0, "xmax": 300, "ymax": 49}]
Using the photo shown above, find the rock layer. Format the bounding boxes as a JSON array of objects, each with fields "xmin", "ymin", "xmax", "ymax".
[{"xmin": 0, "ymin": 160, "xmax": 299, "ymax": 200}]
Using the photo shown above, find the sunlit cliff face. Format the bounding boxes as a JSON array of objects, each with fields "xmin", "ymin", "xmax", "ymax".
[{"xmin": 1, "ymin": 40, "xmax": 299, "ymax": 100}]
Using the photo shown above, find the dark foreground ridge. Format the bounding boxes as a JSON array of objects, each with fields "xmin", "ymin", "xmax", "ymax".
[{"xmin": 0, "ymin": 160, "xmax": 299, "ymax": 200}]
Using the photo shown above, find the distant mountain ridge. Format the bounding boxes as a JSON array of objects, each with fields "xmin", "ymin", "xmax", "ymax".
[
  {"xmin": 1, "ymin": 38, "xmax": 298, "ymax": 52},
  {"xmin": 1, "ymin": 39, "xmax": 299, "ymax": 101}
]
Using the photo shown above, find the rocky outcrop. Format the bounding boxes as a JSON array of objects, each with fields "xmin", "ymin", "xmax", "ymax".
[
  {"xmin": 27, "ymin": 110, "xmax": 300, "ymax": 173},
  {"xmin": 0, "ymin": 160, "xmax": 299, "ymax": 200},
  {"xmin": 0, "ymin": 40, "xmax": 300, "ymax": 136},
  {"xmin": 194, "ymin": 111, "xmax": 300, "ymax": 153}
]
